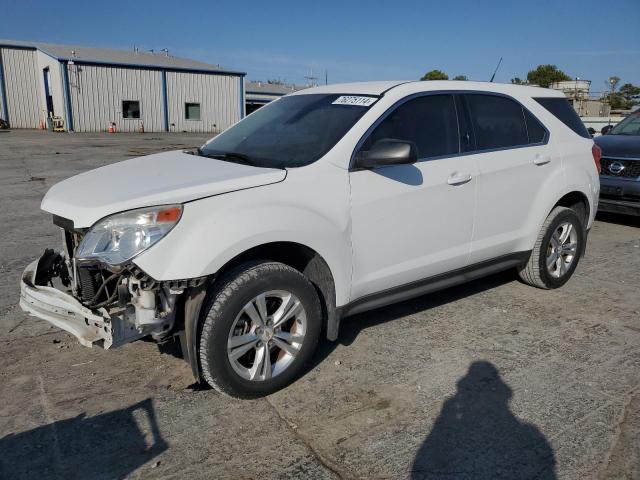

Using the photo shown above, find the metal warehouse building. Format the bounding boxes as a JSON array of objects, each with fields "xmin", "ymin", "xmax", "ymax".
[{"xmin": 0, "ymin": 40, "xmax": 245, "ymax": 133}]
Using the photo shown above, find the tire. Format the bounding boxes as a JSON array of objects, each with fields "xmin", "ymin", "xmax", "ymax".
[
  {"xmin": 199, "ymin": 261, "xmax": 322, "ymax": 398},
  {"xmin": 518, "ymin": 206, "xmax": 585, "ymax": 289}
]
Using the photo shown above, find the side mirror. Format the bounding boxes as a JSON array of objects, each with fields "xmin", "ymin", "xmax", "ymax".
[
  {"xmin": 587, "ymin": 127, "xmax": 596, "ymax": 136},
  {"xmin": 357, "ymin": 139, "xmax": 418, "ymax": 169},
  {"xmin": 601, "ymin": 125, "xmax": 612, "ymax": 135}
]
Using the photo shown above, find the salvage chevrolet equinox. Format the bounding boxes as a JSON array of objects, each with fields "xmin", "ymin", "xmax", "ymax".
[{"xmin": 20, "ymin": 81, "xmax": 600, "ymax": 398}]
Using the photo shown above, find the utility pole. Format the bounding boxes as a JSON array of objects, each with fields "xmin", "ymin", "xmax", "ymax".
[{"xmin": 305, "ymin": 68, "xmax": 318, "ymax": 87}]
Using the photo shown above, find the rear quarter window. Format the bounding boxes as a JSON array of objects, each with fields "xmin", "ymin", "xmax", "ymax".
[{"xmin": 534, "ymin": 97, "xmax": 590, "ymax": 138}]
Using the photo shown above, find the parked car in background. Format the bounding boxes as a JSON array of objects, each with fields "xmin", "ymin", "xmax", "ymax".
[
  {"xmin": 20, "ymin": 81, "xmax": 599, "ymax": 398},
  {"xmin": 595, "ymin": 112, "xmax": 640, "ymax": 216}
]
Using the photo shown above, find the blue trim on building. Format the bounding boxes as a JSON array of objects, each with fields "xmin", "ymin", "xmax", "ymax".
[
  {"xmin": 61, "ymin": 61, "xmax": 74, "ymax": 131},
  {"xmin": 240, "ymin": 76, "xmax": 245, "ymax": 119},
  {"xmin": 62, "ymin": 59, "xmax": 246, "ymax": 77},
  {"xmin": 161, "ymin": 70, "xmax": 169, "ymax": 132},
  {"xmin": 0, "ymin": 50, "xmax": 9, "ymax": 124},
  {"xmin": 245, "ymin": 91, "xmax": 286, "ymax": 96},
  {"xmin": 0, "ymin": 43, "xmax": 247, "ymax": 77}
]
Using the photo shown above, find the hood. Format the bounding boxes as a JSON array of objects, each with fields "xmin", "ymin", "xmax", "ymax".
[
  {"xmin": 41, "ymin": 150, "xmax": 287, "ymax": 228},
  {"xmin": 594, "ymin": 135, "xmax": 640, "ymax": 159}
]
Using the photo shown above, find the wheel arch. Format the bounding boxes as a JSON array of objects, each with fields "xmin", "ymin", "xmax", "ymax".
[
  {"xmin": 181, "ymin": 241, "xmax": 340, "ymax": 383},
  {"xmin": 553, "ymin": 190, "xmax": 590, "ymax": 227},
  {"xmin": 214, "ymin": 241, "xmax": 339, "ymax": 339}
]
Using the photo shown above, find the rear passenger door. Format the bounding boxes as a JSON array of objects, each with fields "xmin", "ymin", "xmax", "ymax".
[{"xmin": 463, "ymin": 93, "xmax": 556, "ymax": 264}]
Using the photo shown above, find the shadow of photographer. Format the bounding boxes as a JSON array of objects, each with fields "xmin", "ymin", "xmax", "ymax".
[{"xmin": 411, "ymin": 361, "xmax": 556, "ymax": 480}]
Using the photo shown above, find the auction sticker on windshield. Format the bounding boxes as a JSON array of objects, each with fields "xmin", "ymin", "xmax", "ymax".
[{"xmin": 332, "ymin": 96, "xmax": 378, "ymax": 107}]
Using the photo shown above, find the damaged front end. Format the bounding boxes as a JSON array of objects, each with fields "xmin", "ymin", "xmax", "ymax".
[{"xmin": 20, "ymin": 209, "xmax": 206, "ymax": 350}]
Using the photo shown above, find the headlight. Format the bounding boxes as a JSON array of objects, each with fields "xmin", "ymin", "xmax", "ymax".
[{"xmin": 76, "ymin": 205, "xmax": 182, "ymax": 266}]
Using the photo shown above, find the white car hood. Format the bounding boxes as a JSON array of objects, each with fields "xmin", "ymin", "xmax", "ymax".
[{"xmin": 41, "ymin": 150, "xmax": 287, "ymax": 228}]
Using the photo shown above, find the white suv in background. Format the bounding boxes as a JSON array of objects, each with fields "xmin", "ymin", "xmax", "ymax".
[{"xmin": 20, "ymin": 81, "xmax": 600, "ymax": 398}]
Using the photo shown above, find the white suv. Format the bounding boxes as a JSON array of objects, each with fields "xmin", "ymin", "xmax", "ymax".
[{"xmin": 20, "ymin": 81, "xmax": 600, "ymax": 398}]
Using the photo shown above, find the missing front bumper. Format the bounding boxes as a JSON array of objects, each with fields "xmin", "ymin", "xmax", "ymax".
[{"xmin": 20, "ymin": 258, "xmax": 117, "ymax": 348}]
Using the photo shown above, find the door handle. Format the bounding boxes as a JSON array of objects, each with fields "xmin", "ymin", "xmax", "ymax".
[
  {"xmin": 447, "ymin": 173, "xmax": 472, "ymax": 186},
  {"xmin": 534, "ymin": 154, "xmax": 551, "ymax": 165}
]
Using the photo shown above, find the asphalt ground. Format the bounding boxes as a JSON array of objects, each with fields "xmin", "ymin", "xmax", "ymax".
[{"xmin": 0, "ymin": 129, "xmax": 638, "ymax": 479}]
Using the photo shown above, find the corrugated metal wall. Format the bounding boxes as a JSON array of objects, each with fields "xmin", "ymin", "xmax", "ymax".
[
  {"xmin": 0, "ymin": 48, "xmax": 41, "ymax": 128},
  {"xmin": 166, "ymin": 72, "xmax": 240, "ymax": 133},
  {"xmin": 69, "ymin": 64, "xmax": 164, "ymax": 132}
]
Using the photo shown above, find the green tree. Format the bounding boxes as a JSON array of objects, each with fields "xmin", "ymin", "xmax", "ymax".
[
  {"xmin": 511, "ymin": 77, "xmax": 525, "ymax": 85},
  {"xmin": 619, "ymin": 83, "xmax": 640, "ymax": 107},
  {"xmin": 421, "ymin": 70, "xmax": 448, "ymax": 81},
  {"xmin": 526, "ymin": 65, "xmax": 571, "ymax": 88},
  {"xmin": 452, "ymin": 75, "xmax": 468, "ymax": 81},
  {"xmin": 607, "ymin": 93, "xmax": 627, "ymax": 110}
]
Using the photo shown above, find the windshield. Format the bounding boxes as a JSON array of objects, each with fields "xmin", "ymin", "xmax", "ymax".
[
  {"xmin": 609, "ymin": 112, "xmax": 640, "ymax": 136},
  {"xmin": 200, "ymin": 94, "xmax": 377, "ymax": 168}
]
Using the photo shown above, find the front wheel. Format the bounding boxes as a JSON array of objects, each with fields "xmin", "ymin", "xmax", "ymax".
[
  {"xmin": 518, "ymin": 206, "xmax": 585, "ymax": 289},
  {"xmin": 199, "ymin": 261, "xmax": 321, "ymax": 398}
]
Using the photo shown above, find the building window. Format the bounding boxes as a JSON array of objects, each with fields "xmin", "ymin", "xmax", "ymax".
[
  {"xmin": 185, "ymin": 103, "xmax": 201, "ymax": 120},
  {"xmin": 122, "ymin": 101, "xmax": 141, "ymax": 119}
]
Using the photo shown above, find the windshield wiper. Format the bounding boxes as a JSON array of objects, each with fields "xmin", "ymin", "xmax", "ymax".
[{"xmin": 202, "ymin": 150, "xmax": 257, "ymax": 166}]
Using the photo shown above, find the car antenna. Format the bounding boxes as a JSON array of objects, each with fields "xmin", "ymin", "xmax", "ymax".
[{"xmin": 489, "ymin": 57, "xmax": 503, "ymax": 83}]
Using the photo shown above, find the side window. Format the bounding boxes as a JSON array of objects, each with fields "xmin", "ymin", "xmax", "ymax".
[
  {"xmin": 360, "ymin": 94, "xmax": 459, "ymax": 159},
  {"xmin": 524, "ymin": 109, "xmax": 547, "ymax": 144},
  {"xmin": 466, "ymin": 94, "xmax": 528, "ymax": 150}
]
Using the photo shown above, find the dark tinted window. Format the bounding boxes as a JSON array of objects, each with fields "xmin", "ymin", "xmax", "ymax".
[
  {"xmin": 534, "ymin": 97, "xmax": 590, "ymax": 138},
  {"xmin": 524, "ymin": 109, "xmax": 547, "ymax": 143},
  {"xmin": 201, "ymin": 94, "xmax": 374, "ymax": 168},
  {"xmin": 360, "ymin": 94, "xmax": 459, "ymax": 159},
  {"xmin": 122, "ymin": 101, "xmax": 140, "ymax": 119},
  {"xmin": 466, "ymin": 94, "xmax": 528, "ymax": 149}
]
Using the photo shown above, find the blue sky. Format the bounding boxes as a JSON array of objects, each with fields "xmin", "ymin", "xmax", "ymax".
[{"xmin": 2, "ymin": 0, "xmax": 639, "ymax": 93}]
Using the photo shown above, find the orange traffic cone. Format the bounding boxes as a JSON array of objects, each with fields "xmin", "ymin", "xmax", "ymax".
[
  {"xmin": 108, "ymin": 122, "xmax": 115, "ymax": 133},
  {"xmin": 39, "ymin": 119, "xmax": 45, "ymax": 130}
]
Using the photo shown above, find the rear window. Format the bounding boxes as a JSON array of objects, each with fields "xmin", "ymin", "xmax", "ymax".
[{"xmin": 534, "ymin": 97, "xmax": 590, "ymax": 138}]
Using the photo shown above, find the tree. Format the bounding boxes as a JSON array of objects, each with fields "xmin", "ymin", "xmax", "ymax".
[
  {"xmin": 526, "ymin": 65, "xmax": 571, "ymax": 88},
  {"xmin": 607, "ymin": 93, "xmax": 627, "ymax": 110},
  {"xmin": 606, "ymin": 76, "xmax": 620, "ymax": 93},
  {"xmin": 452, "ymin": 75, "xmax": 468, "ymax": 81},
  {"xmin": 511, "ymin": 77, "xmax": 525, "ymax": 85},
  {"xmin": 421, "ymin": 70, "xmax": 448, "ymax": 81},
  {"xmin": 619, "ymin": 83, "xmax": 640, "ymax": 107}
]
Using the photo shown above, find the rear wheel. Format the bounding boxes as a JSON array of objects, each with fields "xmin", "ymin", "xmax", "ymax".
[
  {"xmin": 518, "ymin": 206, "xmax": 585, "ymax": 289},
  {"xmin": 199, "ymin": 261, "xmax": 321, "ymax": 398}
]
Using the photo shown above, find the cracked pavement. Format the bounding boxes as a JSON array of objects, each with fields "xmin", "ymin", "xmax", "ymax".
[{"xmin": 0, "ymin": 130, "xmax": 638, "ymax": 479}]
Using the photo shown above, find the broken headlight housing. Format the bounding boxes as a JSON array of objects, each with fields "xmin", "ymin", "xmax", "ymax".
[{"xmin": 76, "ymin": 205, "xmax": 182, "ymax": 266}]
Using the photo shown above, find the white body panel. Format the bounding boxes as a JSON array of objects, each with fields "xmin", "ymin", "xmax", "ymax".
[
  {"xmin": 134, "ymin": 160, "xmax": 353, "ymax": 306},
  {"xmin": 41, "ymin": 151, "xmax": 286, "ymax": 228},
  {"xmin": 349, "ymin": 155, "xmax": 477, "ymax": 299},
  {"xmin": 39, "ymin": 80, "xmax": 598, "ymax": 310}
]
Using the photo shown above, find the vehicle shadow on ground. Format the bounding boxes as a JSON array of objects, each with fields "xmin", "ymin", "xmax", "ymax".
[
  {"xmin": 0, "ymin": 398, "xmax": 167, "ymax": 480},
  {"xmin": 595, "ymin": 211, "xmax": 640, "ymax": 228},
  {"xmin": 410, "ymin": 361, "xmax": 557, "ymax": 479},
  {"xmin": 310, "ymin": 269, "xmax": 517, "ymax": 368}
]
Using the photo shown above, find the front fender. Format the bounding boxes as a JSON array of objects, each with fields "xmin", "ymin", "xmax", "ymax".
[{"xmin": 134, "ymin": 165, "xmax": 352, "ymax": 306}]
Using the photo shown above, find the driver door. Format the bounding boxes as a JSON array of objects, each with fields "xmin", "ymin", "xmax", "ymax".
[{"xmin": 349, "ymin": 93, "xmax": 477, "ymax": 301}]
